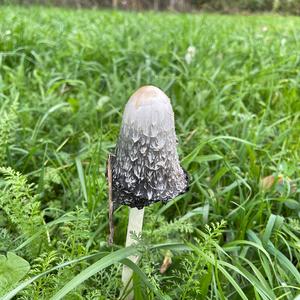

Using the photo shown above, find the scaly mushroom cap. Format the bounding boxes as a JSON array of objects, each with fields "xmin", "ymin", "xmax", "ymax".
[{"xmin": 111, "ymin": 85, "xmax": 188, "ymax": 209}]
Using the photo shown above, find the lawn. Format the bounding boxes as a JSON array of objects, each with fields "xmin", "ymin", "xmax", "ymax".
[{"xmin": 0, "ymin": 5, "xmax": 300, "ymax": 299}]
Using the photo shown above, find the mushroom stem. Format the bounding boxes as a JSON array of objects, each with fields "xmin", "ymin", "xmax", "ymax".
[{"xmin": 121, "ymin": 207, "xmax": 145, "ymax": 300}]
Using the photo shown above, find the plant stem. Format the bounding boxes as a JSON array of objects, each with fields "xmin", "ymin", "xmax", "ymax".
[
  {"xmin": 107, "ymin": 154, "xmax": 114, "ymax": 245},
  {"xmin": 121, "ymin": 207, "xmax": 145, "ymax": 300}
]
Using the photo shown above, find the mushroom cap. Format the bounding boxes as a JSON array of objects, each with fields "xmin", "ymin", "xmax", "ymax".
[{"xmin": 111, "ymin": 85, "xmax": 188, "ymax": 209}]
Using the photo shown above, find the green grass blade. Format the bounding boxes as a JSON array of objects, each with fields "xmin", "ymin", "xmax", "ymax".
[
  {"xmin": 50, "ymin": 246, "xmax": 138, "ymax": 300},
  {"xmin": 75, "ymin": 156, "xmax": 88, "ymax": 203},
  {"xmin": 1, "ymin": 252, "xmax": 107, "ymax": 300},
  {"xmin": 121, "ymin": 258, "xmax": 166, "ymax": 300}
]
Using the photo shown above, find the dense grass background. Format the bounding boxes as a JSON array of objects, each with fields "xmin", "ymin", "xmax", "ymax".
[
  {"xmin": 0, "ymin": 5, "xmax": 300, "ymax": 299},
  {"xmin": 3, "ymin": 0, "xmax": 300, "ymax": 15}
]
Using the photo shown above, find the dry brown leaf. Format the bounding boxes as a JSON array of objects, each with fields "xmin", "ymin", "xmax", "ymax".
[
  {"xmin": 160, "ymin": 250, "xmax": 172, "ymax": 274},
  {"xmin": 261, "ymin": 174, "xmax": 297, "ymax": 193},
  {"xmin": 260, "ymin": 175, "xmax": 276, "ymax": 190}
]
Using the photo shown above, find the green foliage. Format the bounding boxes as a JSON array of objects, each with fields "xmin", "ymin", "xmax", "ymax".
[
  {"xmin": 0, "ymin": 167, "xmax": 44, "ymax": 244},
  {"xmin": 3, "ymin": 0, "xmax": 300, "ymax": 14},
  {"xmin": 0, "ymin": 5, "xmax": 299, "ymax": 300},
  {"xmin": 0, "ymin": 96, "xmax": 18, "ymax": 165},
  {"xmin": 0, "ymin": 252, "xmax": 30, "ymax": 296}
]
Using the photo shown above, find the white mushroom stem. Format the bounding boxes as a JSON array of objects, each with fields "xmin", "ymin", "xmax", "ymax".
[{"xmin": 121, "ymin": 207, "xmax": 145, "ymax": 300}]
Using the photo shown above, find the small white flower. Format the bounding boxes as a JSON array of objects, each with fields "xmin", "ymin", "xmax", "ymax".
[
  {"xmin": 185, "ymin": 46, "xmax": 196, "ymax": 64},
  {"xmin": 187, "ymin": 46, "xmax": 196, "ymax": 55},
  {"xmin": 5, "ymin": 30, "xmax": 11, "ymax": 36},
  {"xmin": 281, "ymin": 38, "xmax": 287, "ymax": 47},
  {"xmin": 261, "ymin": 26, "xmax": 268, "ymax": 32},
  {"xmin": 96, "ymin": 96, "xmax": 110, "ymax": 111}
]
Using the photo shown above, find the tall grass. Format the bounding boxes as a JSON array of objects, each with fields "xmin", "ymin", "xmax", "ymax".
[{"xmin": 0, "ymin": 5, "xmax": 299, "ymax": 299}]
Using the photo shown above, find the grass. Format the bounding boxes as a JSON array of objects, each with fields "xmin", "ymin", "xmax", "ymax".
[{"xmin": 0, "ymin": 4, "xmax": 299, "ymax": 299}]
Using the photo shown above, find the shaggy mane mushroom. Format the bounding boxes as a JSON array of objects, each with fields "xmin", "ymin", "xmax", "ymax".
[
  {"xmin": 111, "ymin": 85, "xmax": 188, "ymax": 209},
  {"xmin": 107, "ymin": 85, "xmax": 188, "ymax": 299}
]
